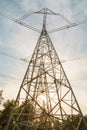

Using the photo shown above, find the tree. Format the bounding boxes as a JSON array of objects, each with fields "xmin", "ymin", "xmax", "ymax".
[
  {"xmin": 0, "ymin": 99, "xmax": 87, "ymax": 130},
  {"xmin": 0, "ymin": 90, "xmax": 3, "ymax": 105},
  {"xmin": 4, "ymin": 99, "xmax": 35, "ymax": 130},
  {"xmin": 0, "ymin": 100, "xmax": 15, "ymax": 130}
]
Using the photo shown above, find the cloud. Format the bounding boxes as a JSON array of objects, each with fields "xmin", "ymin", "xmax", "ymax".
[{"xmin": 15, "ymin": 0, "xmax": 43, "ymax": 11}]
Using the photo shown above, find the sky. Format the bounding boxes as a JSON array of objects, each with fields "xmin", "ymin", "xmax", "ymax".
[{"xmin": 0, "ymin": 0, "xmax": 87, "ymax": 114}]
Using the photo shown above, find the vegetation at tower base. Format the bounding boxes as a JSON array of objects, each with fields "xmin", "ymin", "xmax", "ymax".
[
  {"xmin": 0, "ymin": 99, "xmax": 87, "ymax": 130},
  {"xmin": 0, "ymin": 100, "xmax": 15, "ymax": 130},
  {"xmin": 0, "ymin": 90, "xmax": 3, "ymax": 104}
]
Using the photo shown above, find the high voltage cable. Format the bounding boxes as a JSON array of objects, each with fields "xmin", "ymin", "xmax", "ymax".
[
  {"xmin": 0, "ymin": 51, "xmax": 29, "ymax": 63},
  {"xmin": 0, "ymin": 51, "xmax": 20, "ymax": 60},
  {"xmin": 0, "ymin": 73, "xmax": 87, "ymax": 82},
  {"xmin": 0, "ymin": 11, "xmax": 40, "ymax": 33},
  {"xmin": 0, "ymin": 51, "xmax": 87, "ymax": 63},
  {"xmin": 48, "ymin": 19, "xmax": 87, "ymax": 33},
  {"xmin": 35, "ymin": 8, "xmax": 71, "ymax": 24},
  {"xmin": 19, "ymin": 12, "xmax": 34, "ymax": 20},
  {"xmin": 0, "ymin": 10, "xmax": 87, "ymax": 34},
  {"xmin": 62, "ymin": 56, "xmax": 87, "ymax": 63},
  {"xmin": 0, "ymin": 74, "xmax": 18, "ymax": 80},
  {"xmin": 70, "ymin": 78, "xmax": 87, "ymax": 82}
]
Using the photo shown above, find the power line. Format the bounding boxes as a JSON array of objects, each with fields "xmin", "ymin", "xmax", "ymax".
[
  {"xmin": 0, "ymin": 10, "xmax": 40, "ymax": 33},
  {"xmin": 0, "ymin": 73, "xmax": 87, "ymax": 82},
  {"xmin": 0, "ymin": 10, "xmax": 87, "ymax": 34},
  {"xmin": 70, "ymin": 78, "xmax": 87, "ymax": 82},
  {"xmin": 35, "ymin": 8, "xmax": 71, "ymax": 24},
  {"xmin": 0, "ymin": 50, "xmax": 87, "ymax": 63},
  {"xmin": 62, "ymin": 56, "xmax": 87, "ymax": 63},
  {"xmin": 0, "ymin": 51, "xmax": 19, "ymax": 60},
  {"xmin": 0, "ymin": 74, "xmax": 19, "ymax": 80},
  {"xmin": 0, "ymin": 51, "xmax": 29, "ymax": 63},
  {"xmin": 48, "ymin": 19, "xmax": 87, "ymax": 33},
  {"xmin": 56, "ymin": 12, "xmax": 71, "ymax": 24},
  {"xmin": 19, "ymin": 12, "xmax": 34, "ymax": 20}
]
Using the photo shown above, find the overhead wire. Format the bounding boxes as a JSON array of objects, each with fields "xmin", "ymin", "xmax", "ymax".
[
  {"xmin": 34, "ymin": 8, "xmax": 87, "ymax": 33},
  {"xmin": 0, "ymin": 73, "xmax": 87, "ymax": 82},
  {"xmin": 0, "ymin": 74, "xmax": 18, "ymax": 80},
  {"xmin": 62, "ymin": 56, "xmax": 87, "ymax": 63},
  {"xmin": 56, "ymin": 12, "xmax": 71, "ymax": 24},
  {"xmin": 0, "ymin": 10, "xmax": 40, "ymax": 33},
  {"xmin": 35, "ymin": 8, "xmax": 71, "ymax": 24},
  {"xmin": 0, "ymin": 50, "xmax": 87, "ymax": 63},
  {"xmin": 0, "ymin": 9, "xmax": 87, "ymax": 34},
  {"xmin": 48, "ymin": 19, "xmax": 87, "ymax": 33},
  {"xmin": 0, "ymin": 51, "xmax": 29, "ymax": 63},
  {"xmin": 0, "ymin": 51, "xmax": 20, "ymax": 60},
  {"xmin": 70, "ymin": 78, "xmax": 87, "ymax": 82},
  {"xmin": 19, "ymin": 12, "xmax": 34, "ymax": 20},
  {"xmin": 1, "ymin": 51, "xmax": 87, "ymax": 82},
  {"xmin": 1, "ymin": 52, "xmax": 87, "ymax": 82}
]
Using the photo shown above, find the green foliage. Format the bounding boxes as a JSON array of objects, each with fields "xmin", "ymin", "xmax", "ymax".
[
  {"xmin": 53, "ymin": 119, "xmax": 61, "ymax": 130},
  {"xmin": 0, "ymin": 99, "xmax": 87, "ymax": 130},
  {"xmin": 0, "ymin": 100, "xmax": 15, "ymax": 130},
  {"xmin": 14, "ymin": 100, "xmax": 35, "ymax": 121},
  {"xmin": 0, "ymin": 90, "xmax": 3, "ymax": 104},
  {"xmin": 6, "ymin": 100, "xmax": 35, "ymax": 130}
]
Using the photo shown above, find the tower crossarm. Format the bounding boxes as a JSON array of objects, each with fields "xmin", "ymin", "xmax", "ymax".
[
  {"xmin": 48, "ymin": 19, "xmax": 87, "ymax": 33},
  {"xmin": 0, "ymin": 11, "xmax": 40, "ymax": 33}
]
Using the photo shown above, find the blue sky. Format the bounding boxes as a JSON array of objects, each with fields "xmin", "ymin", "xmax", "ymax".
[{"xmin": 0, "ymin": 0, "xmax": 87, "ymax": 114}]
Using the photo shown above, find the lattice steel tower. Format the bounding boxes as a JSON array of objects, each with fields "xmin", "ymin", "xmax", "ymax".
[{"xmin": 5, "ymin": 8, "xmax": 87, "ymax": 130}]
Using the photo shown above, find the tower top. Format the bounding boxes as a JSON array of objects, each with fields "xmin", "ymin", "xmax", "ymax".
[
  {"xmin": 34, "ymin": 8, "xmax": 58, "ymax": 28},
  {"xmin": 34, "ymin": 8, "xmax": 59, "ymax": 35}
]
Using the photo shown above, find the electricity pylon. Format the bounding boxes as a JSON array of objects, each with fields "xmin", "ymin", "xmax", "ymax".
[{"xmin": 5, "ymin": 8, "xmax": 87, "ymax": 130}]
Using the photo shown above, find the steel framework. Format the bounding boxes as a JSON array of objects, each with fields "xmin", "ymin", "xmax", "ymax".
[{"xmin": 5, "ymin": 8, "xmax": 87, "ymax": 130}]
